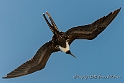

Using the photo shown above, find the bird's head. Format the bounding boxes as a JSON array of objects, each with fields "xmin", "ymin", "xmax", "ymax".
[{"xmin": 66, "ymin": 50, "xmax": 76, "ymax": 58}]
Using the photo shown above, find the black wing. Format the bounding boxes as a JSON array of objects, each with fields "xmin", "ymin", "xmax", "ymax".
[
  {"xmin": 66, "ymin": 8, "xmax": 121, "ymax": 45},
  {"xmin": 3, "ymin": 41, "xmax": 59, "ymax": 78}
]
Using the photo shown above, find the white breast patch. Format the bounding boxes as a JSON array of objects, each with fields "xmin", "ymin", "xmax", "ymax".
[{"xmin": 59, "ymin": 42, "xmax": 70, "ymax": 53}]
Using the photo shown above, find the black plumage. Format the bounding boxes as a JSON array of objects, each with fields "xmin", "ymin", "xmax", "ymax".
[{"xmin": 3, "ymin": 8, "xmax": 121, "ymax": 78}]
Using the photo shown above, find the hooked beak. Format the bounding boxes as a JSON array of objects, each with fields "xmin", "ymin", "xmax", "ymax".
[{"xmin": 66, "ymin": 50, "xmax": 76, "ymax": 58}]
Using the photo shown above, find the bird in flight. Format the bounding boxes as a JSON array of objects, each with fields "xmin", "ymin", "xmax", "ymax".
[{"xmin": 3, "ymin": 8, "xmax": 121, "ymax": 78}]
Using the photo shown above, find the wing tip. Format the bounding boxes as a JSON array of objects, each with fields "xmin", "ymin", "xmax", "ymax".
[
  {"xmin": 117, "ymin": 7, "xmax": 121, "ymax": 12},
  {"xmin": 119, "ymin": 7, "xmax": 121, "ymax": 10},
  {"xmin": 114, "ymin": 7, "xmax": 121, "ymax": 13},
  {"xmin": 2, "ymin": 76, "xmax": 9, "ymax": 79},
  {"xmin": 2, "ymin": 75, "xmax": 21, "ymax": 79}
]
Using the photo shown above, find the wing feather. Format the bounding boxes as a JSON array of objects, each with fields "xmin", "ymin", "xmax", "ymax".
[
  {"xmin": 3, "ymin": 41, "xmax": 59, "ymax": 78},
  {"xmin": 66, "ymin": 8, "xmax": 121, "ymax": 44}
]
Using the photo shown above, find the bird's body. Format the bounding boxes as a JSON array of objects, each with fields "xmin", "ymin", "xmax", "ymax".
[
  {"xmin": 3, "ymin": 8, "xmax": 121, "ymax": 78},
  {"xmin": 59, "ymin": 41, "xmax": 69, "ymax": 53}
]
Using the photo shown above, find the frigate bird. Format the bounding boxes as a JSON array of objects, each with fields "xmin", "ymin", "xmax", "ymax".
[{"xmin": 3, "ymin": 8, "xmax": 121, "ymax": 78}]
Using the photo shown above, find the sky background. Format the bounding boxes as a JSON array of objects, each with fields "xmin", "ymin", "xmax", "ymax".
[{"xmin": 0, "ymin": 0, "xmax": 123, "ymax": 83}]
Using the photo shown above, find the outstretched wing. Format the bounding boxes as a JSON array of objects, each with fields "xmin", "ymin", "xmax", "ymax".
[
  {"xmin": 3, "ymin": 41, "xmax": 59, "ymax": 78},
  {"xmin": 66, "ymin": 8, "xmax": 121, "ymax": 45}
]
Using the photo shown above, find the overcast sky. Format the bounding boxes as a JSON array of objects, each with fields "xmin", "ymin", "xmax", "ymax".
[{"xmin": 0, "ymin": 0, "xmax": 123, "ymax": 83}]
